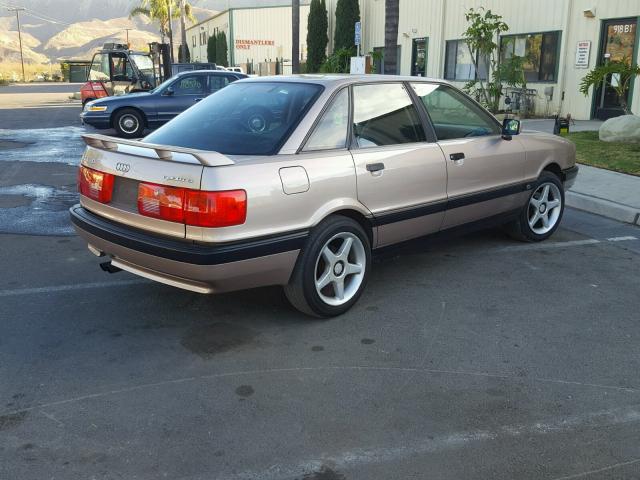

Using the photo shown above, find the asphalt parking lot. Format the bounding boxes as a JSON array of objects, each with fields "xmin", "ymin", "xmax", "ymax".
[{"xmin": 1, "ymin": 92, "xmax": 640, "ymax": 480}]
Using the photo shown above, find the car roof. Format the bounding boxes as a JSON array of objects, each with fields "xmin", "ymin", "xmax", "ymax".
[
  {"xmin": 240, "ymin": 74, "xmax": 449, "ymax": 86},
  {"xmin": 175, "ymin": 69, "xmax": 244, "ymax": 76}
]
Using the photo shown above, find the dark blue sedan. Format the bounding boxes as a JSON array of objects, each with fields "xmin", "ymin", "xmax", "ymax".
[{"xmin": 80, "ymin": 70, "xmax": 247, "ymax": 138}]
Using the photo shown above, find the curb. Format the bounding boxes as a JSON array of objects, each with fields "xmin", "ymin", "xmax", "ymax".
[{"xmin": 566, "ymin": 191, "xmax": 640, "ymax": 226}]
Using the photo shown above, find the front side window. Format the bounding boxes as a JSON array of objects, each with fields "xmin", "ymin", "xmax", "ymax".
[
  {"xmin": 88, "ymin": 53, "xmax": 110, "ymax": 81},
  {"xmin": 412, "ymin": 83, "xmax": 500, "ymax": 140},
  {"xmin": 500, "ymin": 31, "xmax": 560, "ymax": 82},
  {"xmin": 145, "ymin": 82, "xmax": 323, "ymax": 155},
  {"xmin": 352, "ymin": 83, "xmax": 426, "ymax": 148},
  {"xmin": 172, "ymin": 75, "xmax": 206, "ymax": 95},
  {"xmin": 304, "ymin": 88, "xmax": 349, "ymax": 151},
  {"xmin": 444, "ymin": 40, "xmax": 488, "ymax": 81}
]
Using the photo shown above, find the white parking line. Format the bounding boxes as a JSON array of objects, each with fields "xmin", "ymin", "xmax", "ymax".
[
  {"xmin": 607, "ymin": 236, "xmax": 638, "ymax": 242},
  {"xmin": 498, "ymin": 238, "xmax": 601, "ymax": 252},
  {"xmin": 0, "ymin": 279, "xmax": 150, "ymax": 297}
]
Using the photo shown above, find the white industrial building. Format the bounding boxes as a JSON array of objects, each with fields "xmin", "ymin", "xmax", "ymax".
[
  {"xmin": 189, "ymin": 0, "xmax": 639, "ymax": 120},
  {"xmin": 187, "ymin": 3, "xmax": 311, "ymax": 74}
]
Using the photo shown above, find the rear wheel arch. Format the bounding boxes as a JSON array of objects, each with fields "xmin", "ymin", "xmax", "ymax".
[{"xmin": 326, "ymin": 209, "xmax": 374, "ymax": 246}]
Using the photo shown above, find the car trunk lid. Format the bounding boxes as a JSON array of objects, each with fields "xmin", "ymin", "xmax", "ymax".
[{"xmin": 79, "ymin": 133, "xmax": 234, "ymax": 239}]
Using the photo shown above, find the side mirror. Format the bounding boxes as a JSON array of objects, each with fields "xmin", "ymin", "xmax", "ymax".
[
  {"xmin": 502, "ymin": 118, "xmax": 521, "ymax": 140},
  {"xmin": 163, "ymin": 87, "xmax": 174, "ymax": 96}
]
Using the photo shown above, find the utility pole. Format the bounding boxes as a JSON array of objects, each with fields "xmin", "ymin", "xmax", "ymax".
[
  {"xmin": 125, "ymin": 28, "xmax": 132, "ymax": 45},
  {"xmin": 7, "ymin": 7, "xmax": 26, "ymax": 82}
]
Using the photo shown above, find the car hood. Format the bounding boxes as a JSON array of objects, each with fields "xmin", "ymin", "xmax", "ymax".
[{"xmin": 91, "ymin": 92, "xmax": 152, "ymax": 105}]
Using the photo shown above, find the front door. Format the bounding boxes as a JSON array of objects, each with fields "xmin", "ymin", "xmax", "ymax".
[
  {"xmin": 350, "ymin": 82, "xmax": 447, "ymax": 247},
  {"xmin": 411, "ymin": 37, "xmax": 428, "ymax": 77},
  {"xmin": 594, "ymin": 18, "xmax": 638, "ymax": 120},
  {"xmin": 411, "ymin": 82, "xmax": 526, "ymax": 229},
  {"xmin": 157, "ymin": 74, "xmax": 207, "ymax": 123}
]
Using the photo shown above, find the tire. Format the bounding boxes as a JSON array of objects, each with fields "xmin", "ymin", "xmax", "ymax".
[
  {"xmin": 506, "ymin": 171, "xmax": 565, "ymax": 242},
  {"xmin": 113, "ymin": 108, "xmax": 145, "ymax": 138},
  {"xmin": 284, "ymin": 216, "xmax": 372, "ymax": 318}
]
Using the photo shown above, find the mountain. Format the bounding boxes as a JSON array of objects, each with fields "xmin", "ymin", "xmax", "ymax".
[{"xmin": 0, "ymin": 0, "xmax": 310, "ymax": 65}]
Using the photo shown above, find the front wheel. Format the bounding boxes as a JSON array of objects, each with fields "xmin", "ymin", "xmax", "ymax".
[
  {"xmin": 113, "ymin": 108, "xmax": 145, "ymax": 138},
  {"xmin": 284, "ymin": 216, "xmax": 371, "ymax": 318},
  {"xmin": 506, "ymin": 171, "xmax": 565, "ymax": 242}
]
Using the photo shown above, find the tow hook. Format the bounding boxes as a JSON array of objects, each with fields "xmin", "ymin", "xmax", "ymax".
[{"xmin": 99, "ymin": 261, "xmax": 122, "ymax": 274}]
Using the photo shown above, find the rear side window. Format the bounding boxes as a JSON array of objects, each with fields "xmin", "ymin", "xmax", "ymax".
[
  {"xmin": 411, "ymin": 83, "xmax": 500, "ymax": 140},
  {"xmin": 303, "ymin": 88, "xmax": 349, "ymax": 151},
  {"xmin": 352, "ymin": 83, "xmax": 426, "ymax": 148},
  {"xmin": 144, "ymin": 82, "xmax": 323, "ymax": 155},
  {"xmin": 208, "ymin": 75, "xmax": 231, "ymax": 93}
]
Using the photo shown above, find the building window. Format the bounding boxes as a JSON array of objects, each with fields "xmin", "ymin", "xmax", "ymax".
[
  {"xmin": 500, "ymin": 31, "xmax": 561, "ymax": 82},
  {"xmin": 372, "ymin": 46, "xmax": 402, "ymax": 74},
  {"xmin": 192, "ymin": 35, "xmax": 196, "ymax": 47},
  {"xmin": 444, "ymin": 40, "xmax": 488, "ymax": 81}
]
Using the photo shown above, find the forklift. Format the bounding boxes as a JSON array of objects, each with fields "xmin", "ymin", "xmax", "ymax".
[{"xmin": 80, "ymin": 42, "xmax": 172, "ymax": 106}]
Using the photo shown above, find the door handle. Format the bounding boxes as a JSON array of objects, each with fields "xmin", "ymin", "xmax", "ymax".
[
  {"xmin": 449, "ymin": 152, "xmax": 465, "ymax": 161},
  {"xmin": 366, "ymin": 162, "xmax": 385, "ymax": 173}
]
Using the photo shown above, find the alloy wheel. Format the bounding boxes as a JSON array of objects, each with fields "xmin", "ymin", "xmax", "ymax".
[
  {"xmin": 528, "ymin": 182, "xmax": 562, "ymax": 235},
  {"xmin": 314, "ymin": 232, "xmax": 366, "ymax": 306}
]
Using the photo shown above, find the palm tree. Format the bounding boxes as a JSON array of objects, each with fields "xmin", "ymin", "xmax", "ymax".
[
  {"xmin": 178, "ymin": 0, "xmax": 196, "ymax": 62},
  {"xmin": 383, "ymin": 0, "xmax": 399, "ymax": 74},
  {"xmin": 292, "ymin": 0, "xmax": 300, "ymax": 73}
]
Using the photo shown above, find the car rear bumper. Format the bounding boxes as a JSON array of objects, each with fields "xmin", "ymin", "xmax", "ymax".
[
  {"xmin": 562, "ymin": 165, "xmax": 579, "ymax": 190},
  {"xmin": 70, "ymin": 205, "xmax": 304, "ymax": 294}
]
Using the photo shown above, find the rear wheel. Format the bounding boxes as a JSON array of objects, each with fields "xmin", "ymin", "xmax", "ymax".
[
  {"xmin": 284, "ymin": 216, "xmax": 371, "ymax": 318},
  {"xmin": 113, "ymin": 108, "xmax": 145, "ymax": 138},
  {"xmin": 506, "ymin": 171, "xmax": 564, "ymax": 242}
]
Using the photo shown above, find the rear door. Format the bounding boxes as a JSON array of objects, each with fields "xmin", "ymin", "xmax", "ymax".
[
  {"xmin": 411, "ymin": 83, "xmax": 526, "ymax": 228},
  {"xmin": 350, "ymin": 82, "xmax": 447, "ymax": 247},
  {"xmin": 157, "ymin": 74, "xmax": 207, "ymax": 123}
]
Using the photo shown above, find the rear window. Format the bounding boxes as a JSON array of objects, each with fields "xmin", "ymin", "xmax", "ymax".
[{"xmin": 144, "ymin": 82, "xmax": 323, "ymax": 155}]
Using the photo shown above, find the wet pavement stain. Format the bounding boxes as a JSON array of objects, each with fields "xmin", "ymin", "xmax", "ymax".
[
  {"xmin": 301, "ymin": 466, "xmax": 346, "ymax": 480},
  {"xmin": 235, "ymin": 385, "xmax": 254, "ymax": 397},
  {"xmin": 181, "ymin": 322, "xmax": 256, "ymax": 358},
  {"xmin": 0, "ymin": 411, "xmax": 27, "ymax": 431},
  {"xmin": 0, "ymin": 126, "xmax": 86, "ymax": 164},
  {"xmin": 361, "ymin": 338, "xmax": 375, "ymax": 345},
  {"xmin": 311, "ymin": 345, "xmax": 325, "ymax": 352},
  {"xmin": 0, "ymin": 184, "xmax": 78, "ymax": 236}
]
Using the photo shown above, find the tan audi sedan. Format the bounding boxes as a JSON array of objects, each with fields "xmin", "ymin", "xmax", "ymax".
[{"xmin": 70, "ymin": 75, "xmax": 578, "ymax": 317}]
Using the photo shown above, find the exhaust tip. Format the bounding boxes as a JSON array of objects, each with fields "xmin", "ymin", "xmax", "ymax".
[{"xmin": 99, "ymin": 261, "xmax": 122, "ymax": 274}]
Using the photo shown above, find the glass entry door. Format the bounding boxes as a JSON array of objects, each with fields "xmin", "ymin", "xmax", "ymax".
[
  {"xmin": 594, "ymin": 18, "xmax": 638, "ymax": 120},
  {"xmin": 411, "ymin": 37, "xmax": 428, "ymax": 77}
]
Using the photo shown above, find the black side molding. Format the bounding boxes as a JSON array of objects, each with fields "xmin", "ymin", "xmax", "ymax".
[{"xmin": 69, "ymin": 205, "xmax": 308, "ymax": 266}]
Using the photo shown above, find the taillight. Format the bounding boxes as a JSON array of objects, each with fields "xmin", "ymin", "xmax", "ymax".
[
  {"xmin": 185, "ymin": 190, "xmax": 247, "ymax": 227},
  {"xmin": 90, "ymin": 81, "xmax": 108, "ymax": 98},
  {"xmin": 78, "ymin": 165, "xmax": 114, "ymax": 203},
  {"xmin": 137, "ymin": 183, "xmax": 246, "ymax": 228},
  {"xmin": 137, "ymin": 183, "xmax": 185, "ymax": 223}
]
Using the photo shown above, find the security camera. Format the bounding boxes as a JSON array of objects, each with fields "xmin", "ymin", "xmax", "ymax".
[{"xmin": 583, "ymin": 7, "xmax": 596, "ymax": 18}]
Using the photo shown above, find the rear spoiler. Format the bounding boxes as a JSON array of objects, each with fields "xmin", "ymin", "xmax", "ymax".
[{"xmin": 82, "ymin": 133, "xmax": 234, "ymax": 167}]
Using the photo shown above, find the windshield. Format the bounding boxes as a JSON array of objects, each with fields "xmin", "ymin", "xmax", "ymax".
[
  {"xmin": 130, "ymin": 54, "xmax": 156, "ymax": 86},
  {"xmin": 144, "ymin": 82, "xmax": 323, "ymax": 155}
]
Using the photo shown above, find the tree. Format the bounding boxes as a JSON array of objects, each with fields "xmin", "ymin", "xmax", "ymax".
[
  {"xmin": 130, "ymin": 0, "xmax": 177, "ymax": 44},
  {"xmin": 333, "ymin": 0, "xmax": 359, "ymax": 52},
  {"xmin": 207, "ymin": 34, "xmax": 217, "ymax": 64},
  {"xmin": 579, "ymin": 58, "xmax": 640, "ymax": 115},
  {"xmin": 383, "ymin": 0, "xmax": 399, "ymax": 74},
  {"xmin": 292, "ymin": 0, "xmax": 300, "ymax": 73},
  {"xmin": 306, "ymin": 0, "xmax": 328, "ymax": 73},
  {"xmin": 216, "ymin": 31, "xmax": 228, "ymax": 67},
  {"xmin": 462, "ymin": 7, "xmax": 526, "ymax": 113},
  {"xmin": 177, "ymin": 0, "xmax": 195, "ymax": 62}
]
